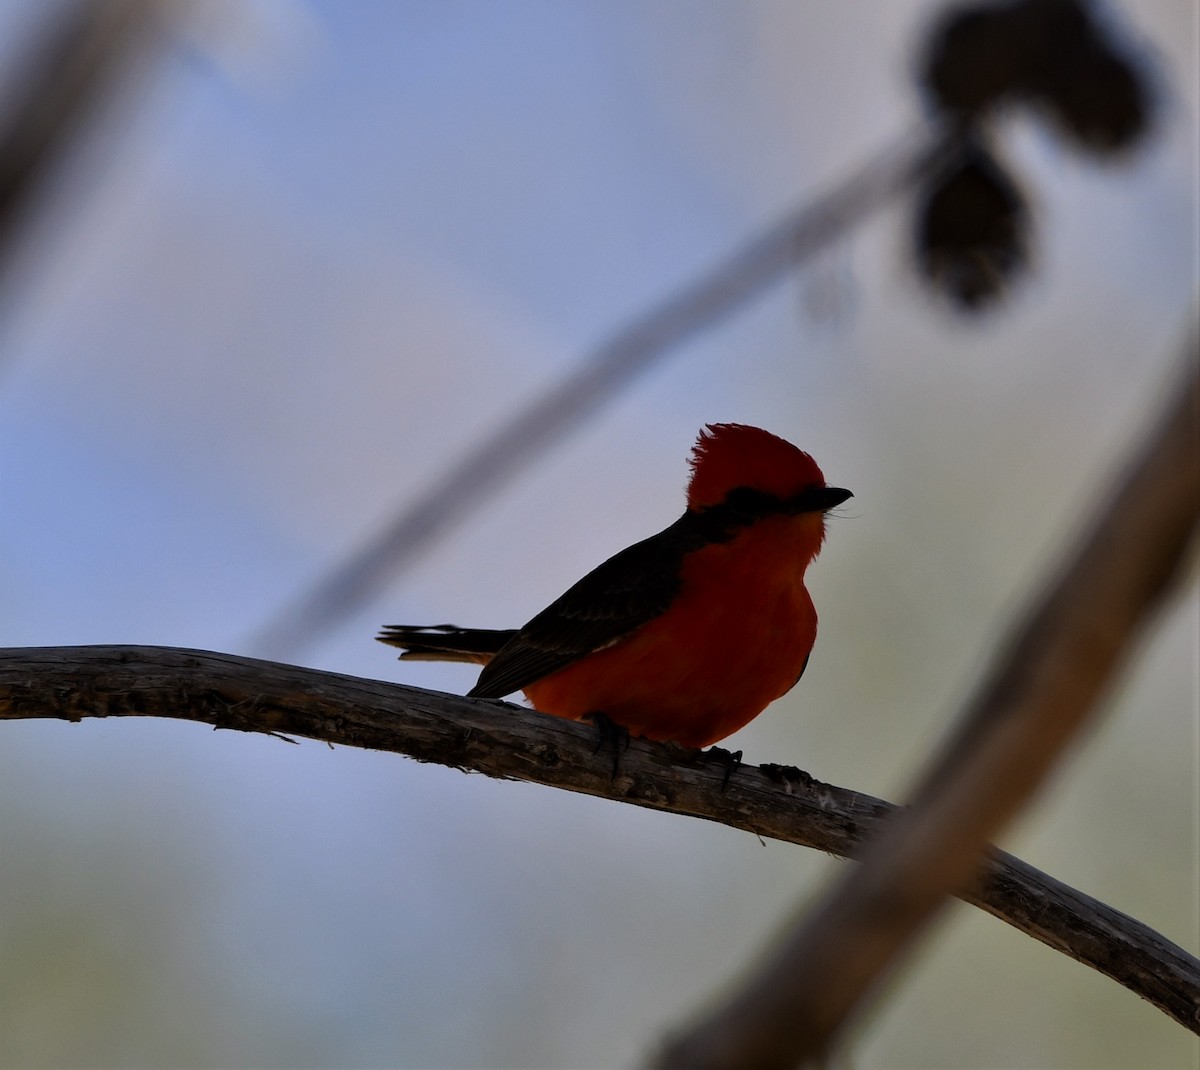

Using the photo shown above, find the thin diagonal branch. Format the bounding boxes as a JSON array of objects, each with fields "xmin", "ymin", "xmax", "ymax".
[
  {"xmin": 1, "ymin": 643, "xmax": 1196, "ymax": 1031},
  {"xmin": 653, "ymin": 320, "xmax": 1200, "ymax": 1069},
  {"xmin": 0, "ymin": 0, "xmax": 164, "ymax": 296},
  {"xmin": 251, "ymin": 121, "xmax": 964, "ymax": 660}
]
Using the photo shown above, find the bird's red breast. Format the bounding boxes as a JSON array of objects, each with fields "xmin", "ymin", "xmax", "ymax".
[{"xmin": 522, "ymin": 508, "xmax": 823, "ymax": 747}]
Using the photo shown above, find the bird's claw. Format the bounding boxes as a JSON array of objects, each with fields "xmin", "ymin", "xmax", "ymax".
[
  {"xmin": 759, "ymin": 762, "xmax": 815, "ymax": 792},
  {"xmin": 705, "ymin": 746, "xmax": 743, "ymax": 790},
  {"xmin": 585, "ymin": 711, "xmax": 630, "ymax": 780}
]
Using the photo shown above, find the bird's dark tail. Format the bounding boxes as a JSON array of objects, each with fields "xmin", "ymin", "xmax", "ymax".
[{"xmin": 376, "ymin": 624, "xmax": 515, "ymax": 664}]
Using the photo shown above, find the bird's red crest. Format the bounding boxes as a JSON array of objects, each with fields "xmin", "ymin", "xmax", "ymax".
[{"xmin": 686, "ymin": 423, "xmax": 826, "ymax": 509}]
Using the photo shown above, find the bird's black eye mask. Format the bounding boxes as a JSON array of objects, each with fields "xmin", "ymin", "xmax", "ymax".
[{"xmin": 687, "ymin": 484, "xmax": 853, "ymax": 544}]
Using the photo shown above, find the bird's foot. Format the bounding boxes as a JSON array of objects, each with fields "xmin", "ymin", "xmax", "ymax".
[
  {"xmin": 759, "ymin": 763, "xmax": 815, "ymax": 792},
  {"xmin": 704, "ymin": 746, "xmax": 743, "ymax": 790},
  {"xmin": 585, "ymin": 711, "xmax": 630, "ymax": 780}
]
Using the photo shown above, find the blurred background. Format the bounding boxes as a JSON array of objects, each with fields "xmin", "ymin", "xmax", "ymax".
[{"xmin": 0, "ymin": 1, "xmax": 1196, "ymax": 1067}]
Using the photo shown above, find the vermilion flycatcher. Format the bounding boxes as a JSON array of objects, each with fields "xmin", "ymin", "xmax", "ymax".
[{"xmin": 379, "ymin": 423, "xmax": 850, "ymax": 748}]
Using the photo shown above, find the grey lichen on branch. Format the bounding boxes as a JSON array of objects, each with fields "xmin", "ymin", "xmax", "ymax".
[{"xmin": 1, "ymin": 642, "xmax": 1197, "ymax": 1033}]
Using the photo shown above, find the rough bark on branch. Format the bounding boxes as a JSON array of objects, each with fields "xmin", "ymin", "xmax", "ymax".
[{"xmin": 2, "ymin": 643, "xmax": 1197, "ymax": 1033}]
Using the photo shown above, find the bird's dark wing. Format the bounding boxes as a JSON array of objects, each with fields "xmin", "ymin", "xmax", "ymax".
[{"xmin": 468, "ymin": 514, "xmax": 695, "ymax": 699}]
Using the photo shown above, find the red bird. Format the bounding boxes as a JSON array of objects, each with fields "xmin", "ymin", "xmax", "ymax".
[{"xmin": 378, "ymin": 423, "xmax": 850, "ymax": 748}]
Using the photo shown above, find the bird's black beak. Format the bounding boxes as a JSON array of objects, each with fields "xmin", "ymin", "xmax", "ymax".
[
  {"xmin": 790, "ymin": 486, "xmax": 853, "ymax": 513},
  {"xmin": 820, "ymin": 487, "xmax": 853, "ymax": 510}
]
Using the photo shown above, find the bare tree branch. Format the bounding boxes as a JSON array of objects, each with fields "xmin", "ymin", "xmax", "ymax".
[
  {"xmin": 0, "ymin": 0, "xmax": 165, "ymax": 297},
  {"xmin": 250, "ymin": 120, "xmax": 964, "ymax": 661},
  {"xmin": 1, "ymin": 642, "xmax": 1197, "ymax": 1032},
  {"xmin": 653, "ymin": 323, "xmax": 1200, "ymax": 1069}
]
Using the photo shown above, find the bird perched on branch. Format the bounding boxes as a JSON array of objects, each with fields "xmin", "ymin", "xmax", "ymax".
[{"xmin": 379, "ymin": 423, "xmax": 850, "ymax": 749}]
